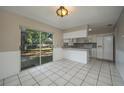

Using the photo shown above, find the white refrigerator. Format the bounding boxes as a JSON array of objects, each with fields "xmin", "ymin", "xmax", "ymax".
[{"xmin": 97, "ymin": 35, "xmax": 113, "ymax": 61}]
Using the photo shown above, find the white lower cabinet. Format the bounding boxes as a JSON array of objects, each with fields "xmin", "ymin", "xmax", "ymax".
[
  {"xmin": 63, "ymin": 49, "xmax": 88, "ymax": 64},
  {"xmin": 91, "ymin": 48, "xmax": 97, "ymax": 58}
]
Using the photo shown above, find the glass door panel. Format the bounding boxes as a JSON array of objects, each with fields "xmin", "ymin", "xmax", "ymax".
[
  {"xmin": 21, "ymin": 29, "xmax": 40, "ymax": 70},
  {"xmin": 21, "ymin": 28, "xmax": 53, "ymax": 70},
  {"xmin": 40, "ymin": 32, "xmax": 53, "ymax": 64}
]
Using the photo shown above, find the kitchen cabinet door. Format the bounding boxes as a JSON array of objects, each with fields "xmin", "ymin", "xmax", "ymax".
[{"xmin": 91, "ymin": 48, "xmax": 97, "ymax": 58}]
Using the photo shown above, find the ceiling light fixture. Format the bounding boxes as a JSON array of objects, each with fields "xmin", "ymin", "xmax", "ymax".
[
  {"xmin": 56, "ymin": 6, "xmax": 68, "ymax": 17},
  {"xmin": 89, "ymin": 28, "xmax": 92, "ymax": 31}
]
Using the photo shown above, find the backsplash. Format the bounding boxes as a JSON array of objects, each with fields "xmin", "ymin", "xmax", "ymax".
[{"xmin": 63, "ymin": 43, "xmax": 97, "ymax": 49}]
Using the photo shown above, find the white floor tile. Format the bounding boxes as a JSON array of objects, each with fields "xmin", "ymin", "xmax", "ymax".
[
  {"xmin": 67, "ymin": 70, "xmax": 77, "ymax": 76},
  {"xmin": 18, "ymin": 71, "xmax": 29, "ymax": 78},
  {"xmin": 40, "ymin": 67, "xmax": 49, "ymax": 73},
  {"xmin": 70, "ymin": 77, "xmax": 82, "ymax": 86},
  {"xmin": 34, "ymin": 74, "xmax": 47, "ymax": 82},
  {"xmin": 99, "ymin": 73, "xmax": 111, "ymax": 79},
  {"xmin": 84, "ymin": 77, "xmax": 97, "ymax": 85},
  {"xmin": 81, "ymin": 82, "xmax": 91, "ymax": 86},
  {"xmin": 111, "ymin": 72, "xmax": 120, "ymax": 77},
  {"xmin": 30, "ymin": 71, "xmax": 41, "ymax": 77},
  {"xmin": 22, "ymin": 79, "xmax": 36, "ymax": 86},
  {"xmin": 34, "ymin": 83, "xmax": 39, "ymax": 86},
  {"xmin": 20, "ymin": 75, "xmax": 32, "ymax": 82},
  {"xmin": 1, "ymin": 59, "xmax": 124, "ymax": 86},
  {"xmin": 65, "ymin": 82, "xmax": 74, "ymax": 86},
  {"xmin": 4, "ymin": 75, "xmax": 18, "ymax": 84},
  {"xmin": 39, "ymin": 78, "xmax": 52, "ymax": 86},
  {"xmin": 75, "ymin": 73, "xmax": 86, "ymax": 80},
  {"xmin": 98, "ymin": 76, "xmax": 112, "ymax": 84},
  {"xmin": 44, "ymin": 71, "xmax": 53, "ymax": 76},
  {"xmin": 0, "ymin": 80, "xmax": 3, "ymax": 86},
  {"xmin": 54, "ymin": 78, "xmax": 67, "ymax": 86},
  {"xmin": 112, "ymin": 76, "xmax": 124, "ymax": 82},
  {"xmin": 113, "ymin": 81, "xmax": 124, "ymax": 86},
  {"xmin": 62, "ymin": 74, "xmax": 73, "ymax": 81},
  {"xmin": 57, "ymin": 70, "xmax": 66, "ymax": 76},
  {"xmin": 97, "ymin": 81, "xmax": 112, "ymax": 86},
  {"xmin": 28, "ymin": 68, "xmax": 37, "ymax": 73},
  {"xmin": 4, "ymin": 79, "xmax": 20, "ymax": 86},
  {"xmin": 48, "ymin": 74, "xmax": 60, "ymax": 81},
  {"xmin": 61, "ymin": 68, "xmax": 69, "ymax": 72},
  {"xmin": 49, "ymin": 83, "xmax": 57, "ymax": 86},
  {"xmin": 87, "ymin": 73, "xmax": 98, "ymax": 80}
]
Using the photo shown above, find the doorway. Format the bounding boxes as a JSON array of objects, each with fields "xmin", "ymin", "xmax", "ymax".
[{"xmin": 21, "ymin": 28, "xmax": 53, "ymax": 70}]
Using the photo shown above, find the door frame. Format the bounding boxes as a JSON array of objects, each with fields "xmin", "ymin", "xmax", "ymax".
[{"xmin": 20, "ymin": 26, "xmax": 53, "ymax": 71}]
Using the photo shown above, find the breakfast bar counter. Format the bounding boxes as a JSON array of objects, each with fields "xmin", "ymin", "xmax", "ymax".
[{"xmin": 63, "ymin": 48, "xmax": 89, "ymax": 64}]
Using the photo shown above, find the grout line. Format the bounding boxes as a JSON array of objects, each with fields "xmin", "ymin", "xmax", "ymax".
[
  {"xmin": 2, "ymin": 59, "xmax": 115, "ymax": 86},
  {"xmin": 96, "ymin": 60, "xmax": 103, "ymax": 86},
  {"xmin": 32, "ymin": 64, "xmax": 61, "ymax": 85},
  {"xmin": 28, "ymin": 71, "xmax": 41, "ymax": 86},
  {"xmin": 47, "ymin": 61, "xmax": 84, "ymax": 86},
  {"xmin": 63, "ymin": 64, "xmax": 86, "ymax": 86},
  {"xmin": 35, "ymin": 66, "xmax": 60, "ymax": 85},
  {"xmin": 80, "ymin": 60, "xmax": 95, "ymax": 86},
  {"xmin": 44, "ymin": 70, "xmax": 67, "ymax": 86},
  {"xmin": 3, "ymin": 79, "xmax": 5, "ymax": 86},
  {"xmin": 17, "ymin": 74, "xmax": 22, "ymax": 86},
  {"xmin": 63, "ymin": 63, "xmax": 87, "ymax": 86},
  {"xmin": 44, "ymin": 72, "xmax": 59, "ymax": 86},
  {"xmin": 54, "ymin": 65, "xmax": 78, "ymax": 85},
  {"xmin": 2, "ymin": 74, "xmax": 19, "ymax": 86},
  {"xmin": 109, "ymin": 62, "xmax": 113, "ymax": 86}
]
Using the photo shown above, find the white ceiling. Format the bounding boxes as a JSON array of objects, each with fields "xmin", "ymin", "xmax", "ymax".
[{"xmin": 1, "ymin": 6, "xmax": 123, "ymax": 30}]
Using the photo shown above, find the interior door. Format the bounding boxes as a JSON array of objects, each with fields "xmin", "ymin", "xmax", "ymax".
[
  {"xmin": 103, "ymin": 35, "xmax": 113, "ymax": 61},
  {"xmin": 97, "ymin": 36, "xmax": 103, "ymax": 59}
]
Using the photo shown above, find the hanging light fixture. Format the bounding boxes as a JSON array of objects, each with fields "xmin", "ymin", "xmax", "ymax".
[{"xmin": 56, "ymin": 6, "xmax": 68, "ymax": 17}]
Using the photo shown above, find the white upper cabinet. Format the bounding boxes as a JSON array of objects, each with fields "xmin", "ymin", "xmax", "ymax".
[{"xmin": 63, "ymin": 30, "xmax": 87, "ymax": 39}]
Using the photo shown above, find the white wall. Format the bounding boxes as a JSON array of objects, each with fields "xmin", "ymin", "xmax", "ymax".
[
  {"xmin": 53, "ymin": 48, "xmax": 64, "ymax": 61},
  {"xmin": 114, "ymin": 8, "xmax": 124, "ymax": 80},
  {"xmin": 0, "ymin": 9, "xmax": 63, "ymax": 80},
  {"xmin": 0, "ymin": 51, "xmax": 20, "ymax": 80},
  {"xmin": 0, "ymin": 48, "xmax": 64, "ymax": 80}
]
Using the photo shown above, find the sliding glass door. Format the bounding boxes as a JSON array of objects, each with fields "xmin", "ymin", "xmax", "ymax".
[
  {"xmin": 21, "ymin": 28, "xmax": 53, "ymax": 70},
  {"xmin": 40, "ymin": 32, "xmax": 53, "ymax": 64}
]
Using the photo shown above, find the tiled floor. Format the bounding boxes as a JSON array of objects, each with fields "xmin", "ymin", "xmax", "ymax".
[{"xmin": 0, "ymin": 58, "xmax": 124, "ymax": 86}]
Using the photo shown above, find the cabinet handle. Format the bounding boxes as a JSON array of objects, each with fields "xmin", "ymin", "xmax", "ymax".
[{"xmin": 97, "ymin": 45, "xmax": 102, "ymax": 48}]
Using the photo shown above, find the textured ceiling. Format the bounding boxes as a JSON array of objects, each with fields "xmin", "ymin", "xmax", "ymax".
[{"xmin": 1, "ymin": 6, "xmax": 123, "ymax": 30}]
